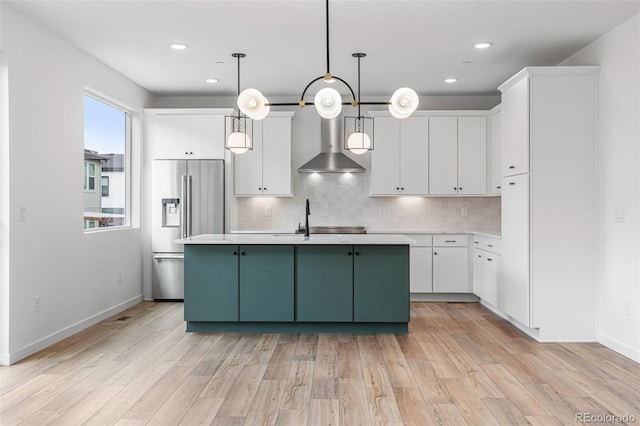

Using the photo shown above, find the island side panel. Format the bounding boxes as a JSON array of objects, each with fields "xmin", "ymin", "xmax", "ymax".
[
  {"xmin": 184, "ymin": 245, "xmax": 239, "ymax": 321},
  {"xmin": 353, "ymin": 245, "xmax": 410, "ymax": 322}
]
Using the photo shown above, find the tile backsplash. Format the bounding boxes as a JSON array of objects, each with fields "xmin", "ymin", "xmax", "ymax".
[{"xmin": 236, "ymin": 172, "xmax": 501, "ymax": 233}]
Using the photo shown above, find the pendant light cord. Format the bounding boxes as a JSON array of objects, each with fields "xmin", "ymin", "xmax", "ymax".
[{"xmin": 326, "ymin": 0, "xmax": 330, "ymax": 75}]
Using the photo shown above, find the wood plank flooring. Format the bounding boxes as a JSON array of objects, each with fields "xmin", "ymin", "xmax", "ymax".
[{"xmin": 1, "ymin": 302, "xmax": 639, "ymax": 425}]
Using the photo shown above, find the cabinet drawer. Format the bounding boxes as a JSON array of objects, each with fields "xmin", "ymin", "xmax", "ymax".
[
  {"xmin": 408, "ymin": 235, "xmax": 433, "ymax": 246},
  {"xmin": 472, "ymin": 236, "xmax": 502, "ymax": 254},
  {"xmin": 433, "ymin": 235, "xmax": 468, "ymax": 247}
]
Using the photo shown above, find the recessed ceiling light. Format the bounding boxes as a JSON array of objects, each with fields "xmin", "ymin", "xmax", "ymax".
[
  {"xmin": 474, "ymin": 42, "xmax": 493, "ymax": 49},
  {"xmin": 169, "ymin": 43, "xmax": 188, "ymax": 50},
  {"xmin": 444, "ymin": 77, "xmax": 459, "ymax": 84},
  {"xmin": 205, "ymin": 78, "xmax": 220, "ymax": 84}
]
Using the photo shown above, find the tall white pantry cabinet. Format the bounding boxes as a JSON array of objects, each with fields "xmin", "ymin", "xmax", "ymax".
[{"xmin": 499, "ymin": 66, "xmax": 599, "ymax": 341}]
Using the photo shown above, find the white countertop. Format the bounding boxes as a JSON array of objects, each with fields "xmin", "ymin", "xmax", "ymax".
[
  {"xmin": 177, "ymin": 233, "xmax": 416, "ymax": 245},
  {"xmin": 231, "ymin": 229, "xmax": 502, "ymax": 238}
]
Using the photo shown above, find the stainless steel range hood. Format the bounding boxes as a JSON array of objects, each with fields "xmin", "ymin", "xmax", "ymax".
[{"xmin": 297, "ymin": 117, "xmax": 366, "ymax": 173}]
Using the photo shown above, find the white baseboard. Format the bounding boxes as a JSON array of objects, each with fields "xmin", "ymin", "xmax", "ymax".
[
  {"xmin": 3, "ymin": 295, "xmax": 143, "ymax": 365},
  {"xmin": 411, "ymin": 293, "xmax": 480, "ymax": 302},
  {"xmin": 597, "ymin": 333, "xmax": 640, "ymax": 363}
]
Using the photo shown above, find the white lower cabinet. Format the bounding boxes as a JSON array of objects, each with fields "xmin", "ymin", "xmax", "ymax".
[
  {"xmin": 472, "ymin": 235, "xmax": 502, "ymax": 308},
  {"xmin": 432, "ymin": 235, "xmax": 469, "ymax": 293},
  {"xmin": 409, "ymin": 247, "xmax": 433, "ymax": 293}
]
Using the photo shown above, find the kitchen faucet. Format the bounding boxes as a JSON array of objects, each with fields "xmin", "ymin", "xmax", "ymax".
[{"xmin": 304, "ymin": 198, "xmax": 310, "ymax": 238}]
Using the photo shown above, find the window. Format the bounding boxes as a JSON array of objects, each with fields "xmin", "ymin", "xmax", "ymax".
[
  {"xmin": 101, "ymin": 176, "xmax": 109, "ymax": 197},
  {"xmin": 84, "ymin": 93, "xmax": 130, "ymax": 230}
]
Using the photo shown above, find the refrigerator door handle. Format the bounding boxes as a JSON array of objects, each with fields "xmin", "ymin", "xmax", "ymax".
[
  {"xmin": 153, "ymin": 254, "xmax": 185, "ymax": 260},
  {"xmin": 181, "ymin": 174, "xmax": 188, "ymax": 238},
  {"xmin": 187, "ymin": 175, "xmax": 193, "ymax": 237}
]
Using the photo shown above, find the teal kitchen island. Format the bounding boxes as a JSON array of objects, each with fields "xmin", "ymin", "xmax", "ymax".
[{"xmin": 178, "ymin": 234, "xmax": 414, "ymax": 333}]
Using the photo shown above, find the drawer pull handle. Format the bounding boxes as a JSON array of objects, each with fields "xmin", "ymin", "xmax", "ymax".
[
  {"xmin": 233, "ymin": 251, "xmax": 238, "ymax": 255},
  {"xmin": 477, "ymin": 255, "xmax": 482, "ymax": 258},
  {"xmin": 509, "ymin": 165, "xmax": 515, "ymax": 169},
  {"xmin": 445, "ymin": 240, "xmax": 456, "ymax": 243},
  {"xmin": 347, "ymin": 252, "xmax": 352, "ymax": 256},
  {"xmin": 241, "ymin": 252, "xmax": 246, "ymax": 256},
  {"xmin": 509, "ymin": 182, "xmax": 516, "ymax": 186},
  {"xmin": 355, "ymin": 252, "xmax": 360, "ymax": 256},
  {"xmin": 497, "ymin": 186, "xmax": 502, "ymax": 189},
  {"xmin": 487, "ymin": 258, "xmax": 493, "ymax": 262},
  {"xmin": 434, "ymin": 252, "xmax": 438, "ymax": 255},
  {"xmin": 487, "ymin": 244, "xmax": 493, "ymax": 248}
]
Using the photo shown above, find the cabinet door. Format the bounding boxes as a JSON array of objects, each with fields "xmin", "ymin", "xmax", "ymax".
[
  {"xmin": 410, "ymin": 246, "xmax": 433, "ymax": 293},
  {"xmin": 239, "ymin": 245, "xmax": 294, "ymax": 322},
  {"xmin": 473, "ymin": 250, "xmax": 484, "ymax": 297},
  {"xmin": 483, "ymin": 254, "xmax": 500, "ymax": 308},
  {"xmin": 354, "ymin": 245, "xmax": 409, "ymax": 322},
  {"xmin": 458, "ymin": 116, "xmax": 487, "ymax": 195},
  {"xmin": 371, "ymin": 117, "xmax": 401, "ymax": 195},
  {"xmin": 234, "ymin": 120, "xmax": 264, "ymax": 195},
  {"xmin": 184, "ymin": 245, "xmax": 239, "ymax": 321},
  {"xmin": 489, "ymin": 110, "xmax": 502, "ymax": 194},
  {"xmin": 153, "ymin": 115, "xmax": 189, "ymax": 159},
  {"xmin": 188, "ymin": 115, "xmax": 225, "ymax": 159},
  {"xmin": 432, "ymin": 247, "xmax": 469, "ymax": 293},
  {"xmin": 400, "ymin": 117, "xmax": 429, "ymax": 195},
  {"xmin": 501, "ymin": 174, "xmax": 530, "ymax": 326},
  {"xmin": 502, "ymin": 77, "xmax": 529, "ymax": 176},
  {"xmin": 429, "ymin": 117, "xmax": 458, "ymax": 195},
  {"xmin": 296, "ymin": 246, "xmax": 353, "ymax": 322},
  {"xmin": 261, "ymin": 116, "xmax": 292, "ymax": 195}
]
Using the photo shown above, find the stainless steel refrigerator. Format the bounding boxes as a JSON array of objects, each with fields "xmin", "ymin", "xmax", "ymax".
[{"xmin": 151, "ymin": 159, "xmax": 224, "ymax": 300}]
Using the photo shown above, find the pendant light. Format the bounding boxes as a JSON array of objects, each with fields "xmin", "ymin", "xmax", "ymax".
[
  {"xmin": 344, "ymin": 53, "xmax": 373, "ymax": 154},
  {"xmin": 239, "ymin": 0, "xmax": 419, "ymax": 120},
  {"xmin": 225, "ymin": 53, "xmax": 253, "ymax": 154}
]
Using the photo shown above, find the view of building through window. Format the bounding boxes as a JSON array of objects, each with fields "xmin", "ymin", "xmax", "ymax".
[{"xmin": 83, "ymin": 94, "xmax": 129, "ymax": 230}]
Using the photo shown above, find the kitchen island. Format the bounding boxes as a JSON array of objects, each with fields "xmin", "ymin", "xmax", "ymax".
[{"xmin": 178, "ymin": 234, "xmax": 414, "ymax": 333}]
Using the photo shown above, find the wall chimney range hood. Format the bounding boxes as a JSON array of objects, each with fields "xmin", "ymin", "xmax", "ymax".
[{"xmin": 298, "ymin": 118, "xmax": 366, "ymax": 173}]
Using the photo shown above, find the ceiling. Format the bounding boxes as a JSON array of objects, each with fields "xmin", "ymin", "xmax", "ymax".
[{"xmin": 6, "ymin": 0, "xmax": 640, "ymax": 98}]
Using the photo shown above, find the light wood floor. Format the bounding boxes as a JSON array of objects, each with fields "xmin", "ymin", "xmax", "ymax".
[{"xmin": 1, "ymin": 302, "xmax": 639, "ymax": 425}]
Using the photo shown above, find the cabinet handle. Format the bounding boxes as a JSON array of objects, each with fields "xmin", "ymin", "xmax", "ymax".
[
  {"xmin": 487, "ymin": 258, "xmax": 493, "ymax": 262},
  {"xmin": 355, "ymin": 252, "xmax": 360, "ymax": 256},
  {"xmin": 185, "ymin": 151, "xmax": 188, "ymax": 155},
  {"xmin": 258, "ymin": 187, "xmax": 262, "ymax": 191},
  {"xmin": 434, "ymin": 252, "xmax": 438, "ymax": 255},
  {"xmin": 189, "ymin": 152, "xmax": 194, "ymax": 155},
  {"xmin": 263, "ymin": 187, "xmax": 267, "ymax": 191},
  {"xmin": 401, "ymin": 187, "xmax": 405, "ymax": 190},
  {"xmin": 497, "ymin": 186, "xmax": 502, "ymax": 189},
  {"xmin": 396, "ymin": 187, "xmax": 400, "ymax": 190},
  {"xmin": 241, "ymin": 252, "xmax": 246, "ymax": 256},
  {"xmin": 347, "ymin": 251, "xmax": 352, "ymax": 256},
  {"xmin": 445, "ymin": 240, "xmax": 456, "ymax": 243},
  {"xmin": 454, "ymin": 187, "xmax": 457, "ymax": 190},
  {"xmin": 509, "ymin": 165, "xmax": 515, "ymax": 169},
  {"xmin": 477, "ymin": 254, "xmax": 482, "ymax": 258},
  {"xmin": 509, "ymin": 182, "xmax": 515, "ymax": 186},
  {"xmin": 459, "ymin": 187, "xmax": 463, "ymax": 191},
  {"xmin": 233, "ymin": 251, "xmax": 238, "ymax": 255},
  {"xmin": 487, "ymin": 244, "xmax": 493, "ymax": 248},
  {"xmin": 474, "ymin": 241, "xmax": 480, "ymax": 244}
]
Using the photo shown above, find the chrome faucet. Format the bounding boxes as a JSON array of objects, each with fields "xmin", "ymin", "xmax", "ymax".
[{"xmin": 304, "ymin": 198, "xmax": 310, "ymax": 238}]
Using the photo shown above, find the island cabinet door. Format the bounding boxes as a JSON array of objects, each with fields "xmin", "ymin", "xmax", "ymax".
[
  {"xmin": 353, "ymin": 245, "xmax": 410, "ymax": 322},
  {"xmin": 296, "ymin": 245, "xmax": 354, "ymax": 322},
  {"xmin": 239, "ymin": 245, "xmax": 294, "ymax": 322},
  {"xmin": 184, "ymin": 245, "xmax": 239, "ymax": 321}
]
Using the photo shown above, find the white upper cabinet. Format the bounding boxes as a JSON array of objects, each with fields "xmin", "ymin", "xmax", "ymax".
[
  {"xmin": 149, "ymin": 110, "xmax": 230, "ymax": 160},
  {"xmin": 234, "ymin": 112, "xmax": 294, "ymax": 196},
  {"xmin": 488, "ymin": 106, "xmax": 502, "ymax": 195},
  {"xmin": 501, "ymin": 77, "xmax": 529, "ymax": 177},
  {"xmin": 429, "ymin": 115, "xmax": 487, "ymax": 195},
  {"xmin": 370, "ymin": 116, "xmax": 429, "ymax": 195}
]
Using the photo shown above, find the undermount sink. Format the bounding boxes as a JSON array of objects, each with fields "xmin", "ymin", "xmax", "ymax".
[{"xmin": 295, "ymin": 226, "xmax": 367, "ymax": 235}]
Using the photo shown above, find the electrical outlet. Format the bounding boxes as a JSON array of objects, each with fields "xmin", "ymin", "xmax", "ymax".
[
  {"xmin": 624, "ymin": 300, "xmax": 631, "ymax": 317},
  {"xmin": 19, "ymin": 206, "xmax": 28, "ymax": 222},
  {"xmin": 615, "ymin": 208, "xmax": 625, "ymax": 223},
  {"xmin": 379, "ymin": 207, "xmax": 386, "ymax": 216},
  {"xmin": 34, "ymin": 296, "xmax": 40, "ymax": 312},
  {"xmin": 461, "ymin": 207, "xmax": 468, "ymax": 217},
  {"xmin": 117, "ymin": 271, "xmax": 122, "ymax": 284},
  {"xmin": 265, "ymin": 207, "xmax": 272, "ymax": 217}
]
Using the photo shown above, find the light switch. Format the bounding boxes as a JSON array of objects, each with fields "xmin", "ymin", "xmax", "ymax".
[
  {"xmin": 615, "ymin": 208, "xmax": 625, "ymax": 223},
  {"xmin": 19, "ymin": 206, "xmax": 28, "ymax": 222}
]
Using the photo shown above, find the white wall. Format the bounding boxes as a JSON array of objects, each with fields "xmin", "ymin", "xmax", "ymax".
[
  {"xmin": 0, "ymin": 2, "xmax": 9, "ymax": 363},
  {"xmin": 0, "ymin": 4, "xmax": 155, "ymax": 364},
  {"xmin": 562, "ymin": 14, "xmax": 640, "ymax": 362}
]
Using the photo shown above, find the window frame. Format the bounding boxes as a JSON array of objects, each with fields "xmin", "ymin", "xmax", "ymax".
[
  {"xmin": 101, "ymin": 175, "xmax": 110, "ymax": 197},
  {"xmin": 83, "ymin": 91, "xmax": 132, "ymax": 232}
]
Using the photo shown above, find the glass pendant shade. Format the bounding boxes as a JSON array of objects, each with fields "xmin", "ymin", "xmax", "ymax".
[
  {"xmin": 227, "ymin": 131, "xmax": 251, "ymax": 154},
  {"xmin": 314, "ymin": 87, "xmax": 342, "ymax": 119},
  {"xmin": 347, "ymin": 132, "xmax": 371, "ymax": 155},
  {"xmin": 238, "ymin": 88, "xmax": 270, "ymax": 120},
  {"xmin": 389, "ymin": 87, "xmax": 419, "ymax": 119}
]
